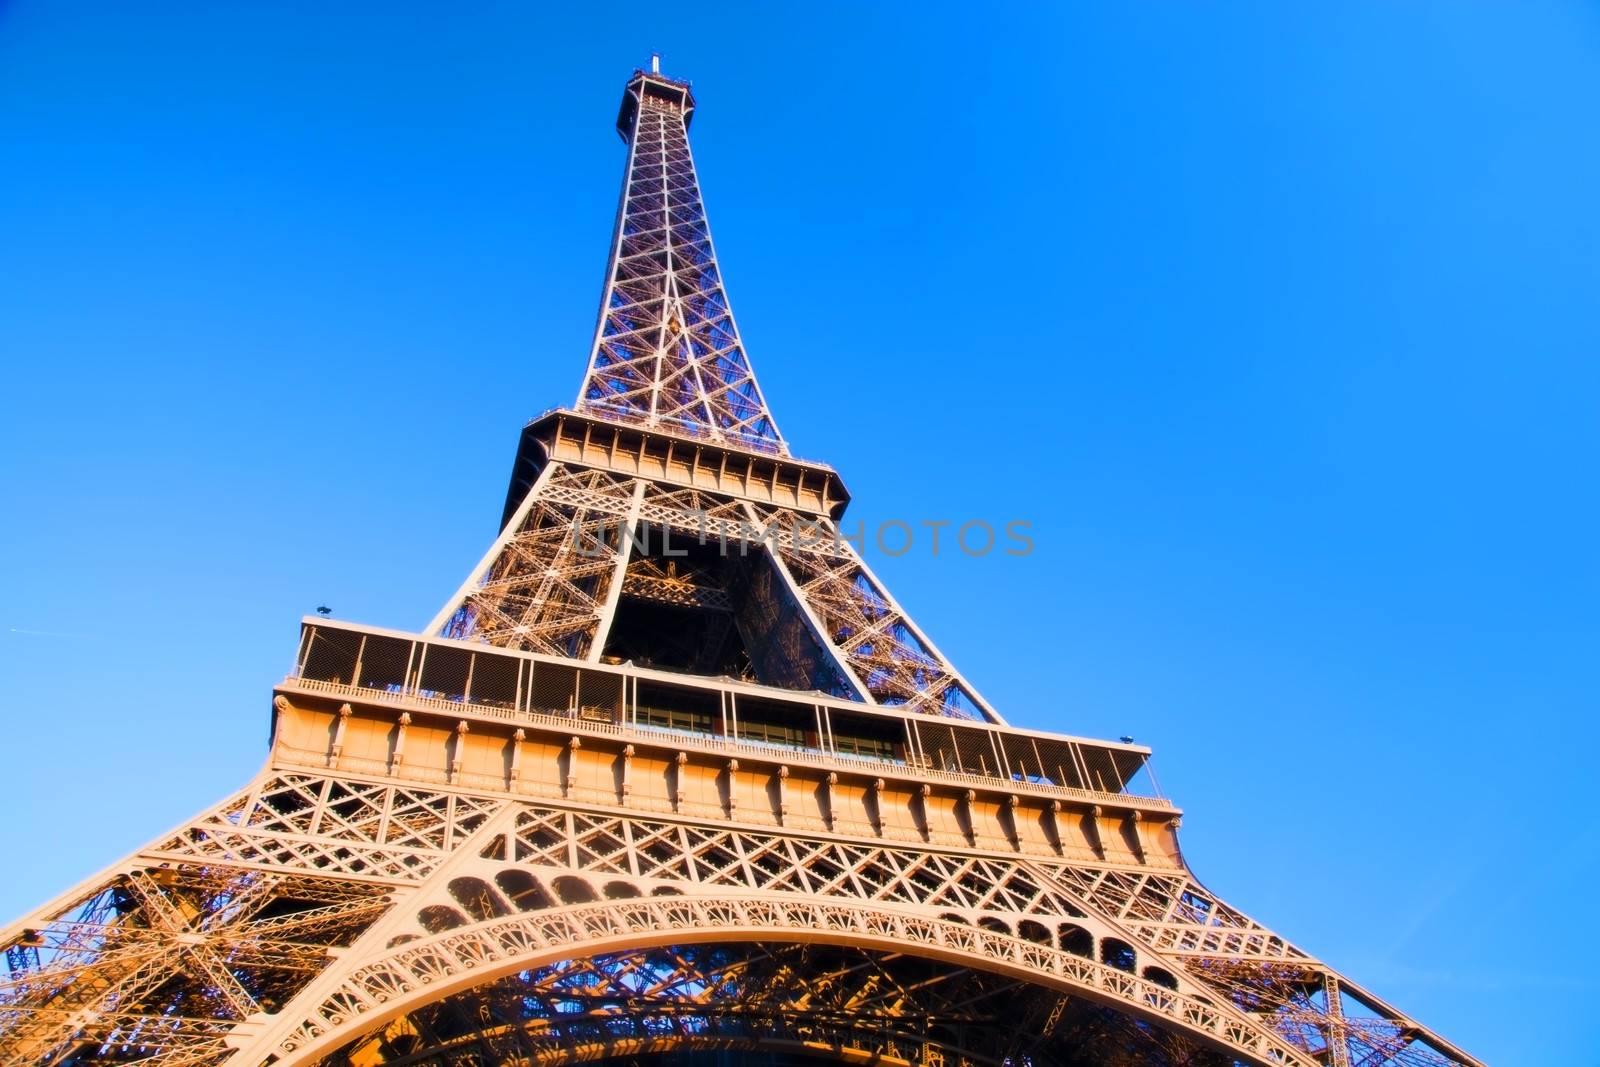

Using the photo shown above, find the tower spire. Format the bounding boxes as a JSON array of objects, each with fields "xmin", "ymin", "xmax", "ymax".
[
  {"xmin": 0, "ymin": 62, "xmax": 1485, "ymax": 1067},
  {"xmin": 576, "ymin": 67, "xmax": 785, "ymax": 454}
]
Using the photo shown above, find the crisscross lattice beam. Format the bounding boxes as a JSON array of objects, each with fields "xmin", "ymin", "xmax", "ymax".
[
  {"xmin": 577, "ymin": 71, "xmax": 784, "ymax": 453},
  {"xmin": 320, "ymin": 942, "xmax": 1225, "ymax": 1067},
  {"xmin": 0, "ymin": 61, "xmax": 1486, "ymax": 1067},
  {"xmin": 262, "ymin": 895, "xmax": 1316, "ymax": 1066}
]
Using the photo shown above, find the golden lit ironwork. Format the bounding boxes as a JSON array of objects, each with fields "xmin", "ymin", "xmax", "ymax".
[{"xmin": 0, "ymin": 64, "xmax": 1481, "ymax": 1067}]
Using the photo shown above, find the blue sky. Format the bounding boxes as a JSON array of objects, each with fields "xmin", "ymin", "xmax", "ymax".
[{"xmin": 2, "ymin": 3, "xmax": 1596, "ymax": 1062}]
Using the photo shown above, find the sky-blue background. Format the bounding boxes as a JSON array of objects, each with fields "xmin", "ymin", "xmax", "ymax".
[{"xmin": 2, "ymin": 4, "xmax": 1596, "ymax": 1063}]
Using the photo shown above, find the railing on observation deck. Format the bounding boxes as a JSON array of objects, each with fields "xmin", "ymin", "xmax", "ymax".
[
  {"xmin": 287, "ymin": 619, "xmax": 1168, "ymax": 807},
  {"xmin": 570, "ymin": 401, "xmax": 788, "ymax": 457}
]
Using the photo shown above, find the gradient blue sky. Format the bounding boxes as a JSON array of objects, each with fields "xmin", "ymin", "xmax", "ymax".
[{"xmin": 3, "ymin": 4, "xmax": 1597, "ymax": 1062}]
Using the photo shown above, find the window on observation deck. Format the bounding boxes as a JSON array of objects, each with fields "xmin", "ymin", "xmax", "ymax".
[
  {"xmin": 829, "ymin": 710, "xmax": 904, "ymax": 764},
  {"xmin": 634, "ymin": 680, "xmax": 717, "ymax": 737},
  {"xmin": 736, "ymin": 720, "xmax": 808, "ymax": 749},
  {"xmin": 637, "ymin": 705, "xmax": 713, "ymax": 735},
  {"xmin": 833, "ymin": 733, "xmax": 897, "ymax": 761},
  {"xmin": 735, "ymin": 696, "xmax": 812, "ymax": 752}
]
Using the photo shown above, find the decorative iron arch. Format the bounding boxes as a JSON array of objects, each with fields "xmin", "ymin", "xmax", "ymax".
[
  {"xmin": 332, "ymin": 1033, "xmax": 979, "ymax": 1067},
  {"xmin": 318, "ymin": 953, "xmax": 1030, "ymax": 1067},
  {"xmin": 255, "ymin": 895, "xmax": 1316, "ymax": 1067}
]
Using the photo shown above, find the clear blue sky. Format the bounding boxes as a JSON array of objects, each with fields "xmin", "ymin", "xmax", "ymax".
[{"xmin": 2, "ymin": 4, "xmax": 1596, "ymax": 1062}]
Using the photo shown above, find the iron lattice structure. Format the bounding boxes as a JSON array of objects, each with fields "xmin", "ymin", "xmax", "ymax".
[
  {"xmin": 1, "ymin": 65, "xmax": 1483, "ymax": 1067},
  {"xmin": 576, "ymin": 67, "xmax": 783, "ymax": 452}
]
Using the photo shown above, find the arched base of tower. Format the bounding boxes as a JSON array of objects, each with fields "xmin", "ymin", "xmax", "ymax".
[{"xmin": 314, "ymin": 942, "xmax": 1229, "ymax": 1067}]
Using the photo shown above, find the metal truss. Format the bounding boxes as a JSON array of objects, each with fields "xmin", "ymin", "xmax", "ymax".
[
  {"xmin": 150, "ymin": 771, "xmax": 506, "ymax": 882},
  {"xmin": 621, "ymin": 555, "xmax": 733, "ymax": 612},
  {"xmin": 0, "ymin": 860, "xmax": 389, "ymax": 1067},
  {"xmin": 263, "ymin": 895, "xmax": 1312, "ymax": 1065},
  {"xmin": 749, "ymin": 505, "xmax": 997, "ymax": 721},
  {"xmin": 468, "ymin": 805, "xmax": 1467, "ymax": 1067},
  {"xmin": 318, "ymin": 942, "xmax": 1223, "ymax": 1067},
  {"xmin": 0, "ymin": 767, "xmax": 1479, "ymax": 1067},
  {"xmin": 436, "ymin": 465, "xmax": 640, "ymax": 658},
  {"xmin": 0, "ymin": 62, "xmax": 1484, "ymax": 1067},
  {"xmin": 434, "ymin": 465, "xmax": 1000, "ymax": 722},
  {"xmin": 576, "ymin": 70, "xmax": 783, "ymax": 453}
]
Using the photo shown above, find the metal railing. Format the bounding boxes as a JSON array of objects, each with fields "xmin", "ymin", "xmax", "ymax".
[{"xmin": 281, "ymin": 675, "xmax": 1173, "ymax": 811}]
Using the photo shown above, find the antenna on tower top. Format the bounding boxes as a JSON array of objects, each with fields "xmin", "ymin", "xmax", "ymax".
[{"xmin": 650, "ymin": 53, "xmax": 661, "ymax": 74}]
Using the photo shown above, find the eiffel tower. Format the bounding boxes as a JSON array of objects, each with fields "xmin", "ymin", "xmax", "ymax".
[{"xmin": 1, "ymin": 62, "xmax": 1482, "ymax": 1067}]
